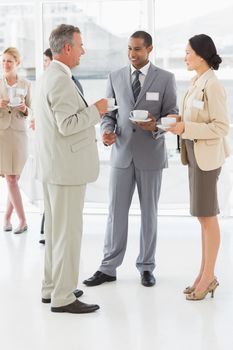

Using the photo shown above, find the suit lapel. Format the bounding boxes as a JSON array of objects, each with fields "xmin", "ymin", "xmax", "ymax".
[
  {"xmin": 181, "ymin": 90, "xmax": 189, "ymax": 121},
  {"xmin": 189, "ymin": 70, "xmax": 213, "ymax": 122},
  {"xmin": 72, "ymin": 76, "xmax": 84, "ymax": 95},
  {"xmin": 0, "ymin": 79, "xmax": 8, "ymax": 99},
  {"xmin": 74, "ymin": 79, "xmax": 83, "ymax": 94},
  {"xmin": 191, "ymin": 86, "xmax": 205, "ymax": 122},
  {"xmin": 134, "ymin": 64, "xmax": 158, "ymax": 107},
  {"xmin": 72, "ymin": 82, "xmax": 88, "ymax": 107},
  {"xmin": 182, "ymin": 82, "xmax": 200, "ymax": 122},
  {"xmin": 125, "ymin": 66, "xmax": 136, "ymax": 105},
  {"xmin": 51, "ymin": 63, "xmax": 88, "ymax": 107}
]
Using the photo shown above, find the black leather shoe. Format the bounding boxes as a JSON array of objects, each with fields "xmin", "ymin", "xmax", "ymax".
[
  {"xmin": 141, "ymin": 271, "xmax": 156, "ymax": 287},
  {"xmin": 51, "ymin": 299, "xmax": 99, "ymax": 313},
  {"xmin": 42, "ymin": 289, "xmax": 83, "ymax": 303},
  {"xmin": 83, "ymin": 271, "xmax": 116, "ymax": 286}
]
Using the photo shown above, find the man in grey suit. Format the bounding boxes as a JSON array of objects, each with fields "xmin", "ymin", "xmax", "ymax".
[
  {"xmin": 36, "ymin": 24, "xmax": 108, "ymax": 313},
  {"xmin": 84, "ymin": 31, "xmax": 178, "ymax": 287}
]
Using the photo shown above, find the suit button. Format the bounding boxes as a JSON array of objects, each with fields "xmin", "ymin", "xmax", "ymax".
[
  {"xmin": 132, "ymin": 128, "xmax": 136, "ymax": 132},
  {"xmin": 8, "ymin": 110, "xmax": 11, "ymax": 114}
]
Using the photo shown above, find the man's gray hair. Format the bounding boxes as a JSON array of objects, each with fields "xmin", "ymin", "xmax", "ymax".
[{"xmin": 49, "ymin": 24, "xmax": 81, "ymax": 55}]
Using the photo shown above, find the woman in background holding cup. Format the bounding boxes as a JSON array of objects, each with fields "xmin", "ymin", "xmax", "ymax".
[
  {"xmin": 168, "ymin": 34, "xmax": 230, "ymax": 300},
  {"xmin": 0, "ymin": 47, "xmax": 31, "ymax": 234}
]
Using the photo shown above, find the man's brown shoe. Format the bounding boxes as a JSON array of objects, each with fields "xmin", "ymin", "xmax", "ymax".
[{"xmin": 51, "ymin": 299, "xmax": 99, "ymax": 313}]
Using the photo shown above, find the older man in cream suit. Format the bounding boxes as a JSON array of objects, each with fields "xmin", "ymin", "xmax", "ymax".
[{"xmin": 36, "ymin": 24, "xmax": 107, "ymax": 313}]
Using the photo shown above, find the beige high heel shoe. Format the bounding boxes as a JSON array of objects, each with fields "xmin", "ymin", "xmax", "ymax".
[
  {"xmin": 183, "ymin": 286, "xmax": 195, "ymax": 294},
  {"xmin": 186, "ymin": 279, "xmax": 219, "ymax": 301},
  {"xmin": 183, "ymin": 276, "xmax": 218, "ymax": 295}
]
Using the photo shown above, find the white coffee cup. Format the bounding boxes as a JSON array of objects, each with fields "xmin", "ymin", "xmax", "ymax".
[
  {"xmin": 10, "ymin": 96, "xmax": 22, "ymax": 106},
  {"xmin": 107, "ymin": 98, "xmax": 115, "ymax": 108},
  {"xmin": 130, "ymin": 110, "xmax": 148, "ymax": 120},
  {"xmin": 161, "ymin": 117, "xmax": 176, "ymax": 126}
]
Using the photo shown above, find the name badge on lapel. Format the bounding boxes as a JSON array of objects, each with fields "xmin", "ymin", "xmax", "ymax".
[
  {"xmin": 146, "ymin": 92, "xmax": 159, "ymax": 101},
  {"xmin": 192, "ymin": 99, "xmax": 204, "ymax": 110}
]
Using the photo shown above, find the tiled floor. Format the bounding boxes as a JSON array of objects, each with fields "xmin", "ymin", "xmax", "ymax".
[{"xmin": 0, "ymin": 210, "xmax": 233, "ymax": 350}]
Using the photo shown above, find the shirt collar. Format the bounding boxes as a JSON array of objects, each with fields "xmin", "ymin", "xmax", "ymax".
[
  {"xmin": 53, "ymin": 60, "xmax": 72, "ymax": 78},
  {"xmin": 4, "ymin": 76, "xmax": 18, "ymax": 88},
  {"xmin": 131, "ymin": 61, "xmax": 150, "ymax": 76},
  {"xmin": 192, "ymin": 69, "xmax": 213, "ymax": 87}
]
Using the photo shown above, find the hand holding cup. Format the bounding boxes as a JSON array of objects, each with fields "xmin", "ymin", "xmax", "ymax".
[
  {"xmin": 10, "ymin": 96, "xmax": 22, "ymax": 106},
  {"xmin": 166, "ymin": 114, "xmax": 181, "ymax": 123},
  {"xmin": 161, "ymin": 116, "xmax": 177, "ymax": 128},
  {"xmin": 165, "ymin": 115, "xmax": 185, "ymax": 135},
  {"xmin": 0, "ymin": 98, "xmax": 10, "ymax": 108}
]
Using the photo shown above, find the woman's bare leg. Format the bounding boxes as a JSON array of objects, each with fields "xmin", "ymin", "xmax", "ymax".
[
  {"xmin": 194, "ymin": 216, "xmax": 220, "ymax": 293},
  {"xmin": 4, "ymin": 195, "xmax": 14, "ymax": 225},
  {"xmin": 5, "ymin": 175, "xmax": 27, "ymax": 228}
]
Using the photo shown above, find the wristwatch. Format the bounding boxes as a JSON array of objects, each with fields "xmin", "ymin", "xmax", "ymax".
[{"xmin": 151, "ymin": 126, "xmax": 158, "ymax": 138}]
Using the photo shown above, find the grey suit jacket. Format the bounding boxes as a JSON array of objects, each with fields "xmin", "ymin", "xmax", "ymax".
[
  {"xmin": 101, "ymin": 63, "xmax": 178, "ymax": 170},
  {"xmin": 35, "ymin": 61, "xmax": 100, "ymax": 185}
]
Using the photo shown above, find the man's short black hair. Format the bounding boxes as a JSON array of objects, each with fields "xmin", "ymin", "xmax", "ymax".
[
  {"xmin": 130, "ymin": 31, "xmax": 152, "ymax": 47},
  {"xmin": 43, "ymin": 48, "xmax": 53, "ymax": 60}
]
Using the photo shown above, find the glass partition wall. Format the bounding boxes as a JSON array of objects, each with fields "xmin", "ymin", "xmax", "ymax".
[
  {"xmin": 0, "ymin": 0, "xmax": 232, "ymax": 215},
  {"xmin": 0, "ymin": 3, "xmax": 35, "ymax": 79},
  {"xmin": 42, "ymin": 0, "xmax": 153, "ymax": 100}
]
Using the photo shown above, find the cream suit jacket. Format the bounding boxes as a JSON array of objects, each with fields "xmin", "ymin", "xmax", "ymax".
[
  {"xmin": 181, "ymin": 69, "xmax": 230, "ymax": 171},
  {"xmin": 0, "ymin": 77, "xmax": 31, "ymax": 131},
  {"xmin": 35, "ymin": 61, "xmax": 100, "ymax": 185}
]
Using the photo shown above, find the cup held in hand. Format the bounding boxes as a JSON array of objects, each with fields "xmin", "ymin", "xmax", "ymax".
[
  {"xmin": 130, "ymin": 110, "xmax": 148, "ymax": 120},
  {"xmin": 161, "ymin": 117, "xmax": 176, "ymax": 126},
  {"xmin": 10, "ymin": 96, "xmax": 22, "ymax": 106}
]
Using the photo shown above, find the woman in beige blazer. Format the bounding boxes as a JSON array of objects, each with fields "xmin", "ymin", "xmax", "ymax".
[
  {"xmin": 168, "ymin": 34, "xmax": 230, "ymax": 300},
  {"xmin": 0, "ymin": 47, "xmax": 31, "ymax": 234}
]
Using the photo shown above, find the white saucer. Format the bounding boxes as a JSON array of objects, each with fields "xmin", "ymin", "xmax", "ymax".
[
  {"xmin": 157, "ymin": 125, "xmax": 169, "ymax": 131},
  {"xmin": 107, "ymin": 105, "xmax": 119, "ymax": 112},
  {"xmin": 8, "ymin": 103, "xmax": 23, "ymax": 108},
  {"xmin": 129, "ymin": 117, "xmax": 152, "ymax": 123}
]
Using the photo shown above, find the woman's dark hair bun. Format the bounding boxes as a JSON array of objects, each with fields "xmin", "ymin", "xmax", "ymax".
[
  {"xmin": 189, "ymin": 34, "xmax": 222, "ymax": 70},
  {"xmin": 209, "ymin": 54, "xmax": 222, "ymax": 70}
]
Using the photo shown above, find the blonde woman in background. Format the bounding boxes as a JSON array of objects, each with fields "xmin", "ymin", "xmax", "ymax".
[
  {"xmin": 0, "ymin": 47, "xmax": 31, "ymax": 234},
  {"xmin": 168, "ymin": 34, "xmax": 230, "ymax": 301}
]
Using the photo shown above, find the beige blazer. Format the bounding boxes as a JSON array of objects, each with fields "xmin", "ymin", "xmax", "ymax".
[
  {"xmin": 35, "ymin": 61, "xmax": 101, "ymax": 185},
  {"xmin": 0, "ymin": 77, "xmax": 31, "ymax": 131},
  {"xmin": 180, "ymin": 69, "xmax": 230, "ymax": 171}
]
